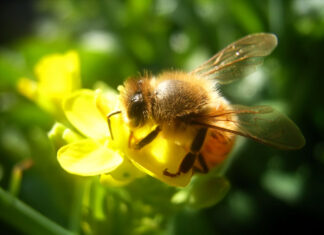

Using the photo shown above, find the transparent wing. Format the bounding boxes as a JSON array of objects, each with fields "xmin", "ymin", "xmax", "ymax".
[
  {"xmin": 190, "ymin": 33, "xmax": 278, "ymax": 84},
  {"xmin": 193, "ymin": 105, "xmax": 305, "ymax": 150}
]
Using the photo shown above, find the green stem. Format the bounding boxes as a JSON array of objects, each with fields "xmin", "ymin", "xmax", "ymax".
[
  {"xmin": 68, "ymin": 178, "xmax": 87, "ymax": 233},
  {"xmin": 0, "ymin": 187, "xmax": 75, "ymax": 235},
  {"xmin": 9, "ymin": 159, "xmax": 33, "ymax": 196}
]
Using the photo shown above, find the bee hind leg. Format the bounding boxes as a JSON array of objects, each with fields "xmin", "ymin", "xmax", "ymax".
[
  {"xmin": 163, "ymin": 128, "xmax": 208, "ymax": 177},
  {"xmin": 193, "ymin": 153, "xmax": 209, "ymax": 174},
  {"xmin": 163, "ymin": 152, "xmax": 197, "ymax": 177}
]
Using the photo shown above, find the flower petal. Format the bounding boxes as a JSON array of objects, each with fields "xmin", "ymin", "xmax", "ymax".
[
  {"xmin": 99, "ymin": 159, "xmax": 145, "ymax": 187},
  {"xmin": 108, "ymin": 158, "xmax": 144, "ymax": 179},
  {"xmin": 17, "ymin": 77, "xmax": 38, "ymax": 101},
  {"xmin": 48, "ymin": 122, "xmax": 82, "ymax": 150},
  {"xmin": 100, "ymin": 174, "xmax": 130, "ymax": 187},
  {"xmin": 36, "ymin": 51, "xmax": 81, "ymax": 102},
  {"xmin": 94, "ymin": 89, "xmax": 120, "ymax": 118},
  {"xmin": 63, "ymin": 89, "xmax": 109, "ymax": 139},
  {"xmin": 57, "ymin": 139, "xmax": 123, "ymax": 176},
  {"xmin": 126, "ymin": 131, "xmax": 193, "ymax": 187}
]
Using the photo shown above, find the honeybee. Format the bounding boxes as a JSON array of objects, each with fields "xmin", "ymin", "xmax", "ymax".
[{"xmin": 108, "ymin": 33, "xmax": 305, "ymax": 177}]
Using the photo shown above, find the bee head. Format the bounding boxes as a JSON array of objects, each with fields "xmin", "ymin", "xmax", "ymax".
[{"xmin": 121, "ymin": 78, "xmax": 150, "ymax": 127}]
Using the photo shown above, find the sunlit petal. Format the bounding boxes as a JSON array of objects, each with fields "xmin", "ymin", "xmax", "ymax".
[
  {"xmin": 58, "ymin": 139, "xmax": 123, "ymax": 176},
  {"xmin": 100, "ymin": 174, "xmax": 131, "ymax": 187},
  {"xmin": 126, "ymin": 132, "xmax": 193, "ymax": 187},
  {"xmin": 94, "ymin": 89, "xmax": 120, "ymax": 118},
  {"xmin": 36, "ymin": 51, "xmax": 81, "ymax": 102},
  {"xmin": 63, "ymin": 89, "xmax": 109, "ymax": 139},
  {"xmin": 17, "ymin": 77, "xmax": 38, "ymax": 101},
  {"xmin": 100, "ymin": 159, "xmax": 145, "ymax": 187}
]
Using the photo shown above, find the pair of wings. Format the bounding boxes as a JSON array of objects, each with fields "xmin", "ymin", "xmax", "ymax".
[{"xmin": 189, "ymin": 33, "xmax": 305, "ymax": 150}]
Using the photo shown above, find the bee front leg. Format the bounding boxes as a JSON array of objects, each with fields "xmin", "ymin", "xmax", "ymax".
[
  {"xmin": 132, "ymin": 126, "xmax": 161, "ymax": 150},
  {"xmin": 163, "ymin": 128, "xmax": 208, "ymax": 177}
]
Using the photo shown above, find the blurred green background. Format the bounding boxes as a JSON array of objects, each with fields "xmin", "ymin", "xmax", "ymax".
[{"xmin": 0, "ymin": 0, "xmax": 323, "ymax": 234}]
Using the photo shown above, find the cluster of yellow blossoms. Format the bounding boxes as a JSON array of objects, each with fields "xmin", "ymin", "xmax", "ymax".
[
  {"xmin": 17, "ymin": 51, "xmax": 231, "ymax": 208},
  {"xmin": 17, "ymin": 51, "xmax": 197, "ymax": 187}
]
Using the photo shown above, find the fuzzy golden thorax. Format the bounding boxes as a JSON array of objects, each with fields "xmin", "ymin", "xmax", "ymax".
[{"xmin": 121, "ymin": 71, "xmax": 224, "ymax": 130}]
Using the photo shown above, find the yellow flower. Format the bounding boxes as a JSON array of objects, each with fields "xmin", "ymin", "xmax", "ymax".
[
  {"xmin": 18, "ymin": 51, "xmax": 192, "ymax": 186},
  {"xmin": 17, "ymin": 50, "xmax": 230, "ymax": 202},
  {"xmin": 55, "ymin": 88, "xmax": 193, "ymax": 187},
  {"xmin": 17, "ymin": 51, "xmax": 81, "ymax": 118}
]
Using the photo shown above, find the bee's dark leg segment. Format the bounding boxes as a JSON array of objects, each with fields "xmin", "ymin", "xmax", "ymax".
[
  {"xmin": 107, "ymin": 110, "xmax": 122, "ymax": 140},
  {"xmin": 163, "ymin": 128, "xmax": 208, "ymax": 177},
  {"xmin": 191, "ymin": 128, "xmax": 208, "ymax": 152},
  {"xmin": 197, "ymin": 153, "xmax": 209, "ymax": 173},
  {"xmin": 134, "ymin": 126, "xmax": 161, "ymax": 150},
  {"xmin": 163, "ymin": 152, "xmax": 196, "ymax": 177},
  {"xmin": 163, "ymin": 169, "xmax": 180, "ymax": 177}
]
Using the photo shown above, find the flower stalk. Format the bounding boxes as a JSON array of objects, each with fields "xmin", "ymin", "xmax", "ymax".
[{"xmin": 0, "ymin": 187, "xmax": 74, "ymax": 235}]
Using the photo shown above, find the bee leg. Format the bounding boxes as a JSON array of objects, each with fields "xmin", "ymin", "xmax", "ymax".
[
  {"xmin": 195, "ymin": 153, "xmax": 209, "ymax": 174},
  {"xmin": 163, "ymin": 152, "xmax": 197, "ymax": 177},
  {"xmin": 163, "ymin": 128, "xmax": 207, "ymax": 177},
  {"xmin": 133, "ymin": 126, "xmax": 161, "ymax": 150}
]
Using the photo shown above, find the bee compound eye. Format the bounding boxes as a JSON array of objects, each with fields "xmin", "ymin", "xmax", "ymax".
[
  {"xmin": 128, "ymin": 92, "xmax": 146, "ymax": 126},
  {"xmin": 131, "ymin": 92, "xmax": 143, "ymax": 103}
]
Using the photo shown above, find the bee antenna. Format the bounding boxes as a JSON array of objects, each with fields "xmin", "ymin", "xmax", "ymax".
[{"xmin": 107, "ymin": 110, "xmax": 122, "ymax": 140}]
